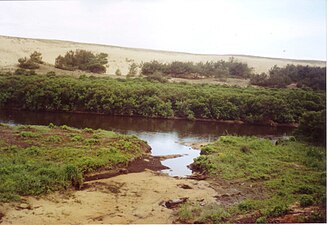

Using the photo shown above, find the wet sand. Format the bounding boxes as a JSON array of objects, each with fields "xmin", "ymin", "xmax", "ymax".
[{"xmin": 0, "ymin": 171, "xmax": 217, "ymax": 224}]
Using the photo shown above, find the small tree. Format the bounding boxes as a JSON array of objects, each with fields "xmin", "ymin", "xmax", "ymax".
[
  {"xmin": 55, "ymin": 50, "xmax": 108, "ymax": 73},
  {"xmin": 18, "ymin": 51, "xmax": 43, "ymax": 69},
  {"xmin": 115, "ymin": 69, "xmax": 122, "ymax": 76},
  {"xmin": 127, "ymin": 63, "xmax": 138, "ymax": 77},
  {"xmin": 30, "ymin": 51, "xmax": 43, "ymax": 64}
]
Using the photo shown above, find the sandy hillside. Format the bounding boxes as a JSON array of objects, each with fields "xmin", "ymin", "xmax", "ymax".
[{"xmin": 0, "ymin": 35, "xmax": 326, "ymax": 75}]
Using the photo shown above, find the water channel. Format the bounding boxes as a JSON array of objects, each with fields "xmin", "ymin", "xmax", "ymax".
[{"xmin": 0, "ymin": 110, "xmax": 295, "ymax": 177}]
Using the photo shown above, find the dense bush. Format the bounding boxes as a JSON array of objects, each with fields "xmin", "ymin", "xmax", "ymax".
[
  {"xmin": 0, "ymin": 74, "xmax": 325, "ymax": 125},
  {"xmin": 127, "ymin": 63, "xmax": 138, "ymax": 77},
  {"xmin": 29, "ymin": 51, "xmax": 43, "ymax": 64},
  {"xmin": 55, "ymin": 50, "xmax": 108, "ymax": 73},
  {"xmin": 14, "ymin": 68, "xmax": 37, "ymax": 76},
  {"xmin": 251, "ymin": 64, "xmax": 326, "ymax": 90},
  {"xmin": 295, "ymin": 110, "xmax": 326, "ymax": 145},
  {"xmin": 141, "ymin": 58, "xmax": 252, "ymax": 78},
  {"xmin": 18, "ymin": 51, "xmax": 43, "ymax": 69}
]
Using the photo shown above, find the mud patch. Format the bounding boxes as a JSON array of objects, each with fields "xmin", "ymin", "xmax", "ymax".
[
  {"xmin": 85, "ymin": 155, "xmax": 169, "ymax": 182},
  {"xmin": 177, "ymin": 184, "xmax": 193, "ymax": 189},
  {"xmin": 209, "ymin": 179, "xmax": 267, "ymax": 206},
  {"xmin": 267, "ymin": 204, "xmax": 326, "ymax": 223},
  {"xmin": 181, "ymin": 141, "xmax": 209, "ymax": 150},
  {"xmin": 0, "ymin": 211, "xmax": 4, "ymax": 223},
  {"xmin": 127, "ymin": 156, "xmax": 169, "ymax": 173},
  {"xmin": 83, "ymin": 181, "xmax": 125, "ymax": 194}
]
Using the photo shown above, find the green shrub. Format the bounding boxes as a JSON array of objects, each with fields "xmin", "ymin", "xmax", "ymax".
[
  {"xmin": 199, "ymin": 205, "xmax": 231, "ymax": 223},
  {"xmin": 20, "ymin": 131, "xmax": 39, "ymax": 138},
  {"xmin": 307, "ymin": 211, "xmax": 326, "ymax": 222},
  {"xmin": 200, "ymin": 145, "xmax": 217, "ymax": 155},
  {"xmin": 48, "ymin": 123, "xmax": 56, "ymax": 128},
  {"xmin": 115, "ymin": 69, "xmax": 122, "ymax": 76},
  {"xmin": 18, "ymin": 51, "xmax": 43, "ymax": 69},
  {"xmin": 46, "ymin": 135, "xmax": 62, "ymax": 143},
  {"xmin": 267, "ymin": 204, "xmax": 288, "ymax": 217},
  {"xmin": 300, "ymin": 195, "xmax": 314, "ymax": 207},
  {"xmin": 178, "ymin": 203, "xmax": 194, "ymax": 221},
  {"xmin": 25, "ymin": 146, "xmax": 41, "ymax": 156},
  {"xmin": 55, "ymin": 50, "xmax": 108, "ymax": 74},
  {"xmin": 70, "ymin": 135, "xmax": 82, "ymax": 142},
  {"xmin": 192, "ymin": 155, "xmax": 216, "ymax": 173},
  {"xmin": 238, "ymin": 199, "xmax": 256, "ymax": 211},
  {"xmin": 295, "ymin": 185, "xmax": 315, "ymax": 194},
  {"xmin": 18, "ymin": 58, "xmax": 39, "ymax": 69},
  {"xmin": 60, "ymin": 125, "xmax": 69, "ymax": 130},
  {"xmin": 63, "ymin": 165, "xmax": 83, "ymax": 189},
  {"xmin": 3, "ymin": 145, "xmax": 19, "ymax": 154},
  {"xmin": 127, "ymin": 63, "xmax": 138, "ymax": 77},
  {"xmin": 145, "ymin": 72, "xmax": 169, "ymax": 83},
  {"xmin": 256, "ymin": 216, "xmax": 267, "ymax": 223},
  {"xmin": 251, "ymin": 64, "xmax": 326, "ymax": 91},
  {"xmin": 83, "ymin": 128, "xmax": 93, "ymax": 133},
  {"xmin": 46, "ymin": 71, "xmax": 56, "ymax": 77},
  {"xmin": 14, "ymin": 68, "xmax": 37, "ymax": 76},
  {"xmin": 295, "ymin": 110, "xmax": 326, "ymax": 145},
  {"xmin": 92, "ymin": 134, "xmax": 101, "ymax": 139},
  {"xmin": 84, "ymin": 138, "xmax": 99, "ymax": 145},
  {"xmin": 29, "ymin": 51, "xmax": 43, "ymax": 64}
]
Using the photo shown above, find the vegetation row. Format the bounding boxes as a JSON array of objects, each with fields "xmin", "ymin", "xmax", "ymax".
[
  {"xmin": 17, "ymin": 51, "xmax": 326, "ymax": 91},
  {"xmin": 0, "ymin": 74, "xmax": 325, "ymax": 125}
]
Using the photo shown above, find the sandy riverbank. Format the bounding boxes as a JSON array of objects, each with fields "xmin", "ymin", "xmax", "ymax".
[{"xmin": 0, "ymin": 170, "xmax": 217, "ymax": 224}]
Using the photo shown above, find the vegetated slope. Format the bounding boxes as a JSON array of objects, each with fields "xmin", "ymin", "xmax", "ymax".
[
  {"xmin": 0, "ymin": 35, "xmax": 325, "ymax": 75},
  {"xmin": 0, "ymin": 74, "xmax": 325, "ymax": 125},
  {"xmin": 178, "ymin": 136, "xmax": 326, "ymax": 223},
  {"xmin": 0, "ymin": 123, "xmax": 150, "ymax": 202}
]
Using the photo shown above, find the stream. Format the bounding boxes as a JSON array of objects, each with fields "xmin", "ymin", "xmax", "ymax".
[{"xmin": 0, "ymin": 110, "xmax": 294, "ymax": 177}]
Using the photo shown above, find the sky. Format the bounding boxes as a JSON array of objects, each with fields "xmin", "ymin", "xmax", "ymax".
[{"xmin": 0, "ymin": 0, "xmax": 326, "ymax": 60}]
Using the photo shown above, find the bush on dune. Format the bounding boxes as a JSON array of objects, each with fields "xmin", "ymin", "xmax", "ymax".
[{"xmin": 55, "ymin": 50, "xmax": 108, "ymax": 74}]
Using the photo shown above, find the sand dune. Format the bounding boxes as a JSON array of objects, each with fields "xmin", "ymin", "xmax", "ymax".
[{"xmin": 0, "ymin": 35, "xmax": 325, "ymax": 75}]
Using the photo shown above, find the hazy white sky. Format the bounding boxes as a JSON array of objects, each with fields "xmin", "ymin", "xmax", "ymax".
[{"xmin": 0, "ymin": 0, "xmax": 326, "ymax": 60}]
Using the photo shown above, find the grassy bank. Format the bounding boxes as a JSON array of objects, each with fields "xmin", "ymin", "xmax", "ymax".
[
  {"xmin": 178, "ymin": 136, "xmax": 326, "ymax": 223},
  {"xmin": 0, "ymin": 123, "xmax": 149, "ymax": 202}
]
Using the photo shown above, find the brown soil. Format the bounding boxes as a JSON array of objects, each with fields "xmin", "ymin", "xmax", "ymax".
[
  {"xmin": 181, "ymin": 141, "xmax": 209, "ymax": 150},
  {"xmin": 267, "ymin": 204, "xmax": 326, "ymax": 223},
  {"xmin": 84, "ymin": 155, "xmax": 170, "ymax": 181},
  {"xmin": 203, "ymin": 175, "xmax": 267, "ymax": 207},
  {"xmin": 0, "ymin": 128, "xmax": 33, "ymax": 149}
]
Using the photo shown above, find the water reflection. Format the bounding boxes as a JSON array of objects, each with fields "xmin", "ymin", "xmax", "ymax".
[{"xmin": 0, "ymin": 110, "xmax": 295, "ymax": 177}]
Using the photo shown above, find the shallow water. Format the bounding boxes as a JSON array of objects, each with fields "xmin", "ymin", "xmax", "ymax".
[{"xmin": 0, "ymin": 110, "xmax": 294, "ymax": 177}]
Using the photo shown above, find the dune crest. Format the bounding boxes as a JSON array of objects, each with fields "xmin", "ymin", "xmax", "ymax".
[{"xmin": 0, "ymin": 35, "xmax": 325, "ymax": 75}]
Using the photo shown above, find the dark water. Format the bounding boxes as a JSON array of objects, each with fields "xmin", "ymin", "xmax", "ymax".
[{"xmin": 0, "ymin": 110, "xmax": 294, "ymax": 177}]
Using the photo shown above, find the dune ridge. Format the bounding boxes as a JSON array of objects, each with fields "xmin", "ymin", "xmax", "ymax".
[{"xmin": 0, "ymin": 35, "xmax": 325, "ymax": 75}]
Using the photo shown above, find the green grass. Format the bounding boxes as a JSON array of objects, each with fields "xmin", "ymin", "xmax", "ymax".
[
  {"xmin": 0, "ymin": 124, "xmax": 149, "ymax": 202},
  {"xmin": 182, "ymin": 136, "xmax": 326, "ymax": 223}
]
